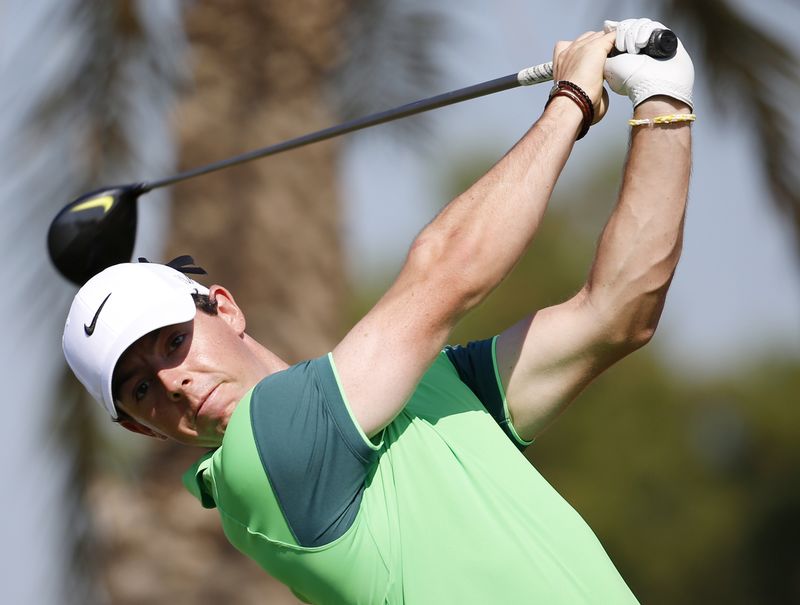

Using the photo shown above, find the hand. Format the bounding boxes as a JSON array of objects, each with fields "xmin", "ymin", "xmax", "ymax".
[
  {"xmin": 552, "ymin": 31, "xmax": 615, "ymax": 122},
  {"xmin": 603, "ymin": 18, "xmax": 694, "ymax": 109}
]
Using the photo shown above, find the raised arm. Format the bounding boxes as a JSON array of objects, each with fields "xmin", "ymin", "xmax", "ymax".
[
  {"xmin": 333, "ymin": 31, "xmax": 616, "ymax": 437},
  {"xmin": 496, "ymin": 19, "xmax": 695, "ymax": 440}
]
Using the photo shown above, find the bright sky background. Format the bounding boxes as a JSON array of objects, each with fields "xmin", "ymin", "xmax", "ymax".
[{"xmin": 341, "ymin": 0, "xmax": 800, "ymax": 374}]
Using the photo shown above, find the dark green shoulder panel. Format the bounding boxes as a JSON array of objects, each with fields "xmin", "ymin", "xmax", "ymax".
[
  {"xmin": 250, "ymin": 356, "xmax": 378, "ymax": 547},
  {"xmin": 444, "ymin": 338, "xmax": 528, "ymax": 451}
]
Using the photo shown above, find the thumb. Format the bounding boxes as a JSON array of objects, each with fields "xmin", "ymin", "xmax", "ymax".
[{"xmin": 603, "ymin": 20, "xmax": 619, "ymax": 33}]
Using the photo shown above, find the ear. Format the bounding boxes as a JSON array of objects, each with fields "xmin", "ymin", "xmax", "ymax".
[
  {"xmin": 209, "ymin": 285, "xmax": 246, "ymax": 334},
  {"xmin": 118, "ymin": 418, "xmax": 168, "ymax": 440}
]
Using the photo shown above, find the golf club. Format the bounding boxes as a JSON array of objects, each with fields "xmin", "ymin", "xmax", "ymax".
[{"xmin": 48, "ymin": 30, "xmax": 677, "ymax": 286}]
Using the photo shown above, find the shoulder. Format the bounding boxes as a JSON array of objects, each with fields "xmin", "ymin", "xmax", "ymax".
[
  {"xmin": 251, "ymin": 355, "xmax": 378, "ymax": 461},
  {"xmin": 244, "ymin": 356, "xmax": 381, "ymax": 547}
]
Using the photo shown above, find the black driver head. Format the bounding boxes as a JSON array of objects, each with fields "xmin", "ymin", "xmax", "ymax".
[{"xmin": 47, "ymin": 184, "xmax": 148, "ymax": 286}]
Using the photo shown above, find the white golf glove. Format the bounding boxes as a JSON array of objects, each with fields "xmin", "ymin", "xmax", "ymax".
[{"xmin": 603, "ymin": 18, "xmax": 694, "ymax": 110}]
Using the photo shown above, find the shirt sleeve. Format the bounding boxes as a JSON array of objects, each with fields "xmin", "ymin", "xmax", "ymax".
[
  {"xmin": 444, "ymin": 336, "xmax": 533, "ymax": 450},
  {"xmin": 249, "ymin": 354, "xmax": 382, "ymax": 548}
]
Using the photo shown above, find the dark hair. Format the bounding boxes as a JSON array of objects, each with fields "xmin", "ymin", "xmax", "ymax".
[{"xmin": 192, "ymin": 291, "xmax": 218, "ymax": 315}]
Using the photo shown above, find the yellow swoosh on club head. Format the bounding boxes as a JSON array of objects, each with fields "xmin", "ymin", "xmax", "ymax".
[{"xmin": 70, "ymin": 195, "xmax": 114, "ymax": 214}]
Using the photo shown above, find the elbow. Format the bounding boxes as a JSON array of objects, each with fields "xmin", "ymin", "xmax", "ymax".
[
  {"xmin": 589, "ymin": 283, "xmax": 670, "ymax": 356},
  {"xmin": 619, "ymin": 287, "xmax": 671, "ymax": 352},
  {"xmin": 600, "ymin": 318, "xmax": 657, "ymax": 358},
  {"xmin": 626, "ymin": 321, "xmax": 659, "ymax": 351},
  {"xmin": 404, "ymin": 231, "xmax": 486, "ymax": 313},
  {"xmin": 599, "ymin": 317, "xmax": 659, "ymax": 361},
  {"xmin": 594, "ymin": 254, "xmax": 680, "ymax": 352}
]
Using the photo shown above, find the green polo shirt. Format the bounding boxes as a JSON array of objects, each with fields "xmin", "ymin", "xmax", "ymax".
[{"xmin": 184, "ymin": 338, "xmax": 638, "ymax": 604}]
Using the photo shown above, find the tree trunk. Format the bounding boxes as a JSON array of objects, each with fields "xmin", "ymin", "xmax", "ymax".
[{"xmin": 96, "ymin": 1, "xmax": 348, "ymax": 602}]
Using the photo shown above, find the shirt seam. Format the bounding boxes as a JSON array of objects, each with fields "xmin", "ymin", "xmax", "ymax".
[
  {"xmin": 490, "ymin": 335, "xmax": 534, "ymax": 448},
  {"xmin": 249, "ymin": 387, "xmax": 303, "ymax": 545},
  {"xmin": 215, "ymin": 501, "xmax": 373, "ymax": 553},
  {"xmin": 320, "ymin": 353, "xmax": 383, "ymax": 456}
]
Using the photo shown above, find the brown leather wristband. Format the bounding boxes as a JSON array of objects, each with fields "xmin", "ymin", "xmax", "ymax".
[{"xmin": 545, "ymin": 80, "xmax": 594, "ymax": 140}]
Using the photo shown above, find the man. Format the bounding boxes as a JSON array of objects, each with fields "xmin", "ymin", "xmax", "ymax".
[{"xmin": 63, "ymin": 18, "xmax": 694, "ymax": 604}]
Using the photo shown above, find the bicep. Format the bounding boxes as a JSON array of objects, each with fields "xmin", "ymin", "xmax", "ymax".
[
  {"xmin": 332, "ymin": 271, "xmax": 460, "ymax": 437},
  {"xmin": 496, "ymin": 289, "xmax": 626, "ymax": 440}
]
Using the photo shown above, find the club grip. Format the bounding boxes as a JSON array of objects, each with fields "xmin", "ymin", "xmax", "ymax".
[{"xmin": 609, "ymin": 29, "xmax": 678, "ymax": 59}]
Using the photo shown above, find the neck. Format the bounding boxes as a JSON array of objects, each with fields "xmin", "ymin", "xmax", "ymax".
[
  {"xmin": 208, "ymin": 335, "xmax": 288, "ymax": 448},
  {"xmin": 243, "ymin": 332, "xmax": 290, "ymax": 376}
]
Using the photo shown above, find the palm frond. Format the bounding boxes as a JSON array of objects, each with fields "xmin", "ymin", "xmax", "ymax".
[
  {"xmin": 665, "ymin": 0, "xmax": 800, "ymax": 253},
  {"xmin": 32, "ymin": 0, "xmax": 187, "ymax": 184},
  {"xmin": 0, "ymin": 0, "xmax": 186, "ymax": 602},
  {"xmin": 328, "ymin": 0, "xmax": 452, "ymax": 141}
]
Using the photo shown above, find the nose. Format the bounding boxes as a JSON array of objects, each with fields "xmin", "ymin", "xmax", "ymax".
[{"xmin": 158, "ymin": 366, "xmax": 191, "ymax": 401}]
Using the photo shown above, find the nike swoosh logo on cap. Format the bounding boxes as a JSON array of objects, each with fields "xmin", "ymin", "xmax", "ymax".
[{"xmin": 84, "ymin": 293, "xmax": 112, "ymax": 336}]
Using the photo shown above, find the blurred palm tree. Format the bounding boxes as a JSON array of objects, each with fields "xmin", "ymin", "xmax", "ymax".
[
  {"xmin": 1, "ymin": 1, "xmax": 185, "ymax": 604},
  {"xmin": 83, "ymin": 1, "xmax": 450, "ymax": 604},
  {"xmin": 659, "ymin": 0, "xmax": 800, "ymax": 253}
]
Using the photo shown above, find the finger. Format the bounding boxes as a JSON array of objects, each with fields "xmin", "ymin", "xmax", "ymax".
[
  {"xmin": 615, "ymin": 24, "xmax": 626, "ymax": 53},
  {"xmin": 579, "ymin": 30, "xmax": 616, "ymax": 49},
  {"xmin": 625, "ymin": 20, "xmax": 643, "ymax": 53},
  {"xmin": 627, "ymin": 18, "xmax": 657, "ymax": 52},
  {"xmin": 603, "ymin": 20, "xmax": 619, "ymax": 34},
  {"xmin": 633, "ymin": 18, "xmax": 654, "ymax": 48},
  {"xmin": 614, "ymin": 17, "xmax": 645, "ymax": 52},
  {"xmin": 552, "ymin": 40, "xmax": 571, "ymax": 67},
  {"xmin": 574, "ymin": 30, "xmax": 612, "ymax": 50},
  {"xmin": 636, "ymin": 19, "xmax": 668, "ymax": 49},
  {"xmin": 553, "ymin": 40, "xmax": 572, "ymax": 59},
  {"xmin": 584, "ymin": 30, "xmax": 616, "ymax": 51},
  {"xmin": 600, "ymin": 30, "xmax": 617, "ymax": 52},
  {"xmin": 574, "ymin": 30, "xmax": 598, "ymax": 44}
]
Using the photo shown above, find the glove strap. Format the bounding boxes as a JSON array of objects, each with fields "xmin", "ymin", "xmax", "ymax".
[{"xmin": 545, "ymin": 80, "xmax": 595, "ymax": 140}]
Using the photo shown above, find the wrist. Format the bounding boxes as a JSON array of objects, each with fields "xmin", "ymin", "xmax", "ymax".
[
  {"xmin": 545, "ymin": 81, "xmax": 595, "ymax": 140},
  {"xmin": 544, "ymin": 95, "xmax": 585, "ymax": 139},
  {"xmin": 634, "ymin": 96, "xmax": 692, "ymax": 118}
]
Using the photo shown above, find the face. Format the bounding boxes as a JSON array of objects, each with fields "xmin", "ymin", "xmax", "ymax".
[{"xmin": 112, "ymin": 287, "xmax": 269, "ymax": 447}]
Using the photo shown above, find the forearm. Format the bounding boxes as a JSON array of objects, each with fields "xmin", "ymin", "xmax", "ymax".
[
  {"xmin": 586, "ymin": 96, "xmax": 692, "ymax": 346},
  {"xmin": 405, "ymin": 97, "xmax": 583, "ymax": 316},
  {"xmin": 334, "ymin": 32, "xmax": 617, "ymax": 436}
]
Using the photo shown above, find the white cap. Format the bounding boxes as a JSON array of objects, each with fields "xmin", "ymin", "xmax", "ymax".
[{"xmin": 62, "ymin": 262, "xmax": 209, "ymax": 420}]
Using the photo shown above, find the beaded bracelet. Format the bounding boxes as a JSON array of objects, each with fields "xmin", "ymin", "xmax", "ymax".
[
  {"xmin": 628, "ymin": 113, "xmax": 696, "ymax": 127},
  {"xmin": 545, "ymin": 80, "xmax": 594, "ymax": 140}
]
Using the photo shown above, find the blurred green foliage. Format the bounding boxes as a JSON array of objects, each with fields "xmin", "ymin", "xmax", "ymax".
[{"xmin": 344, "ymin": 151, "xmax": 800, "ymax": 604}]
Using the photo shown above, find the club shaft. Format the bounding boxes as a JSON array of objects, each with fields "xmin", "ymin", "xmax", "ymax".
[
  {"xmin": 98, "ymin": 30, "xmax": 677, "ymax": 193},
  {"xmin": 144, "ymin": 66, "xmax": 553, "ymax": 191}
]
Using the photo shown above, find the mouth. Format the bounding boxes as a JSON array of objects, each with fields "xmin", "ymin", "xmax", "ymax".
[{"xmin": 194, "ymin": 384, "xmax": 220, "ymax": 425}]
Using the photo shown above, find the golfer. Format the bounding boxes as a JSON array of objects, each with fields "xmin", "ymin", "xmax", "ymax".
[{"xmin": 63, "ymin": 18, "xmax": 693, "ymax": 604}]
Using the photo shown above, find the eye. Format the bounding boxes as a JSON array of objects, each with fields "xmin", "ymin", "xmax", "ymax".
[
  {"xmin": 168, "ymin": 333, "xmax": 186, "ymax": 353},
  {"xmin": 134, "ymin": 380, "xmax": 150, "ymax": 402}
]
